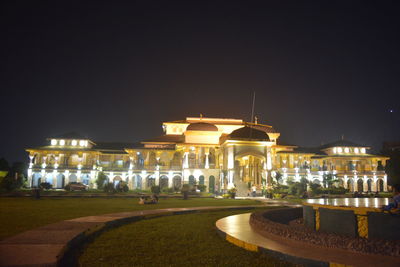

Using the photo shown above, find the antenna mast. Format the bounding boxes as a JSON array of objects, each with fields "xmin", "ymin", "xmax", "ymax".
[{"xmin": 251, "ymin": 91, "xmax": 256, "ymax": 123}]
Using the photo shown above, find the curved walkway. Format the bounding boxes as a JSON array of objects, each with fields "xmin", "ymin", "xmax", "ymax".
[
  {"xmin": 216, "ymin": 213, "xmax": 400, "ymax": 267},
  {"xmin": 1, "ymin": 205, "xmax": 263, "ymax": 267}
]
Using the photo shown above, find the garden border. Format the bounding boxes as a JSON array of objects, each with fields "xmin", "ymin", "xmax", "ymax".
[{"xmin": 0, "ymin": 205, "xmax": 260, "ymax": 267}]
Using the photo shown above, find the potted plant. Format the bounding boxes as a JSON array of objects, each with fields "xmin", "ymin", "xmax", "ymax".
[{"xmin": 228, "ymin": 187, "xmax": 237, "ymax": 199}]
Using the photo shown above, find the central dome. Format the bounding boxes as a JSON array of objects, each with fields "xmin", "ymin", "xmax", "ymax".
[
  {"xmin": 186, "ymin": 122, "xmax": 218, "ymax": 131},
  {"xmin": 229, "ymin": 126, "xmax": 270, "ymax": 141}
]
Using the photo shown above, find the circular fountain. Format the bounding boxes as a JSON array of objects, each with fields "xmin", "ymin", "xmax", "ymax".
[
  {"xmin": 217, "ymin": 198, "xmax": 400, "ymax": 266},
  {"xmin": 302, "ymin": 198, "xmax": 399, "ymax": 240}
]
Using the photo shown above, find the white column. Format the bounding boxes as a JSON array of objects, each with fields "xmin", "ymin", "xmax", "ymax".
[
  {"xmin": 141, "ymin": 170, "xmax": 147, "ymax": 190},
  {"xmin": 228, "ymin": 170, "xmax": 235, "ymax": 189},
  {"xmin": 183, "ymin": 152, "xmax": 189, "ymax": 169},
  {"xmin": 363, "ymin": 176, "xmax": 368, "ymax": 192},
  {"xmin": 64, "ymin": 170, "xmax": 70, "ymax": 185},
  {"xmin": 91, "ymin": 170, "xmax": 97, "ymax": 189},
  {"xmin": 128, "ymin": 171, "xmax": 134, "ymax": 189},
  {"xmin": 168, "ymin": 171, "xmax": 173, "ymax": 188},
  {"xmin": 205, "ymin": 153, "xmax": 209, "ymax": 169},
  {"xmin": 155, "ymin": 171, "xmax": 160, "ymax": 186},
  {"xmin": 52, "ymin": 170, "xmax": 58, "ymax": 187},
  {"xmin": 384, "ymin": 175, "xmax": 388, "ymax": 192}
]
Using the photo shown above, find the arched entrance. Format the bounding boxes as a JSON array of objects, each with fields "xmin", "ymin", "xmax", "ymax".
[
  {"xmin": 347, "ymin": 179, "xmax": 354, "ymax": 192},
  {"xmin": 113, "ymin": 176, "xmax": 122, "ymax": 188},
  {"xmin": 235, "ymin": 154, "xmax": 264, "ymax": 187},
  {"xmin": 209, "ymin": 175, "xmax": 215, "ymax": 193},
  {"xmin": 56, "ymin": 174, "xmax": 65, "ymax": 188},
  {"xmin": 367, "ymin": 179, "xmax": 372, "ymax": 192},
  {"xmin": 357, "ymin": 179, "xmax": 363, "ymax": 192},
  {"xmin": 45, "ymin": 173, "xmax": 53, "ymax": 185},
  {"xmin": 160, "ymin": 175, "xmax": 169, "ymax": 189},
  {"xmin": 32, "ymin": 173, "xmax": 42, "ymax": 187},
  {"xmin": 69, "ymin": 174, "xmax": 77, "ymax": 183},
  {"xmin": 188, "ymin": 175, "xmax": 195, "ymax": 186},
  {"xmin": 312, "ymin": 179, "xmax": 321, "ymax": 185},
  {"xmin": 147, "ymin": 175, "xmax": 156, "ymax": 188},
  {"xmin": 377, "ymin": 179, "xmax": 384, "ymax": 192},
  {"xmin": 173, "ymin": 176, "xmax": 182, "ymax": 191},
  {"xmin": 82, "ymin": 174, "xmax": 90, "ymax": 186}
]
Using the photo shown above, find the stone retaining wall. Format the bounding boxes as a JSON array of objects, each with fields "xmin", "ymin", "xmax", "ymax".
[{"xmin": 249, "ymin": 208, "xmax": 400, "ymax": 257}]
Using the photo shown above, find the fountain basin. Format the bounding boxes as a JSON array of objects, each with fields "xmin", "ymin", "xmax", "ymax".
[{"xmin": 303, "ymin": 198, "xmax": 400, "ymax": 240}]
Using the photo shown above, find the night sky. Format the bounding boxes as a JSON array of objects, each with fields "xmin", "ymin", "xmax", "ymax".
[{"xmin": 2, "ymin": 1, "xmax": 400, "ymax": 163}]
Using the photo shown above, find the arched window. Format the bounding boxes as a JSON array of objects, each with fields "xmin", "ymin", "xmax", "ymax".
[
  {"xmin": 172, "ymin": 176, "xmax": 182, "ymax": 191},
  {"xmin": 378, "ymin": 179, "xmax": 384, "ymax": 192},
  {"xmin": 147, "ymin": 175, "xmax": 156, "ymax": 188},
  {"xmin": 160, "ymin": 175, "xmax": 169, "ymax": 189},
  {"xmin": 367, "ymin": 179, "xmax": 372, "ymax": 192},
  {"xmin": 69, "ymin": 174, "xmax": 78, "ymax": 183},
  {"xmin": 199, "ymin": 175, "xmax": 205, "ymax": 185},
  {"xmin": 188, "ymin": 175, "xmax": 195, "ymax": 186},
  {"xmin": 357, "ymin": 179, "xmax": 363, "ymax": 192}
]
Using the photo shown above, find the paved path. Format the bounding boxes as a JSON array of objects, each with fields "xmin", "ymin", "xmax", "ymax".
[
  {"xmin": 216, "ymin": 213, "xmax": 400, "ymax": 267},
  {"xmin": 0, "ymin": 205, "xmax": 270, "ymax": 267}
]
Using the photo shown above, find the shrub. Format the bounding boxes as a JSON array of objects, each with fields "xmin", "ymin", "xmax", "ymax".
[
  {"xmin": 0, "ymin": 172, "xmax": 25, "ymax": 192},
  {"xmin": 64, "ymin": 183, "xmax": 71, "ymax": 191},
  {"xmin": 228, "ymin": 187, "xmax": 237, "ymax": 199},
  {"xmin": 197, "ymin": 184, "xmax": 207, "ymax": 192},
  {"xmin": 309, "ymin": 183, "xmax": 322, "ymax": 195},
  {"xmin": 161, "ymin": 187, "xmax": 175, "ymax": 194},
  {"xmin": 272, "ymin": 184, "xmax": 289, "ymax": 194},
  {"xmin": 151, "ymin": 185, "xmax": 161, "ymax": 194},
  {"xmin": 116, "ymin": 181, "xmax": 129, "ymax": 192},
  {"xmin": 40, "ymin": 182, "xmax": 52, "ymax": 190},
  {"xmin": 288, "ymin": 181, "xmax": 307, "ymax": 196},
  {"xmin": 103, "ymin": 183, "xmax": 116, "ymax": 194},
  {"xmin": 96, "ymin": 172, "xmax": 108, "ymax": 190}
]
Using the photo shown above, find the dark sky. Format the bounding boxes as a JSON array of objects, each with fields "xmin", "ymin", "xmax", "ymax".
[{"xmin": 1, "ymin": 0, "xmax": 400, "ymax": 163}]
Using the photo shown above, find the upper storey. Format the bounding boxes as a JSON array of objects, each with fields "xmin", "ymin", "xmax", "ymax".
[
  {"xmin": 47, "ymin": 132, "xmax": 94, "ymax": 149},
  {"xmin": 160, "ymin": 116, "xmax": 280, "ymax": 145},
  {"xmin": 320, "ymin": 140, "xmax": 370, "ymax": 156}
]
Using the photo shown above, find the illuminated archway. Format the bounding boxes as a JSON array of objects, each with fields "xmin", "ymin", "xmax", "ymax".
[
  {"xmin": 235, "ymin": 154, "xmax": 264, "ymax": 186},
  {"xmin": 173, "ymin": 175, "xmax": 182, "ymax": 190},
  {"xmin": 160, "ymin": 175, "xmax": 169, "ymax": 189}
]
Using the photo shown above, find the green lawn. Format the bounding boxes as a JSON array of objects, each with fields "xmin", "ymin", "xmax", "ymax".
[
  {"xmin": 79, "ymin": 209, "xmax": 294, "ymax": 267},
  {"xmin": 0, "ymin": 197, "xmax": 261, "ymax": 240}
]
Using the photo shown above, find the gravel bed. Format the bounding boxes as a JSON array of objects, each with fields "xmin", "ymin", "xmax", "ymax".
[{"xmin": 250, "ymin": 210, "xmax": 400, "ymax": 257}]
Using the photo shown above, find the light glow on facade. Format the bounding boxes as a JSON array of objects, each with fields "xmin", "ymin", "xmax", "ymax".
[{"xmin": 25, "ymin": 116, "xmax": 389, "ymax": 195}]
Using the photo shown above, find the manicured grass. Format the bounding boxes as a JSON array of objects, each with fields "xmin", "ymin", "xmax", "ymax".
[
  {"xmin": 0, "ymin": 197, "xmax": 261, "ymax": 240},
  {"xmin": 79, "ymin": 209, "xmax": 294, "ymax": 267}
]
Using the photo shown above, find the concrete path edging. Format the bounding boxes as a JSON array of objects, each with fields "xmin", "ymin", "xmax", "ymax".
[
  {"xmin": 216, "ymin": 212, "xmax": 400, "ymax": 267},
  {"xmin": 0, "ymin": 205, "xmax": 261, "ymax": 267}
]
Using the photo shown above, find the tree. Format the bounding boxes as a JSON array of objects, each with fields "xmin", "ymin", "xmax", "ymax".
[
  {"xmin": 323, "ymin": 173, "xmax": 337, "ymax": 188},
  {"xmin": 274, "ymin": 171, "xmax": 283, "ymax": 186},
  {"xmin": 385, "ymin": 150, "xmax": 400, "ymax": 186},
  {"xmin": 0, "ymin": 158, "xmax": 10, "ymax": 171},
  {"xmin": 0, "ymin": 160, "xmax": 26, "ymax": 191},
  {"xmin": 96, "ymin": 172, "xmax": 108, "ymax": 190}
]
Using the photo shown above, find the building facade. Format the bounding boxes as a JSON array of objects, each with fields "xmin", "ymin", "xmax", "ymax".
[{"xmin": 26, "ymin": 117, "xmax": 389, "ymax": 195}]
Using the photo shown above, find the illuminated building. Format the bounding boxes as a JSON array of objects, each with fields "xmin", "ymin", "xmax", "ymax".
[{"xmin": 26, "ymin": 117, "xmax": 389, "ymax": 194}]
